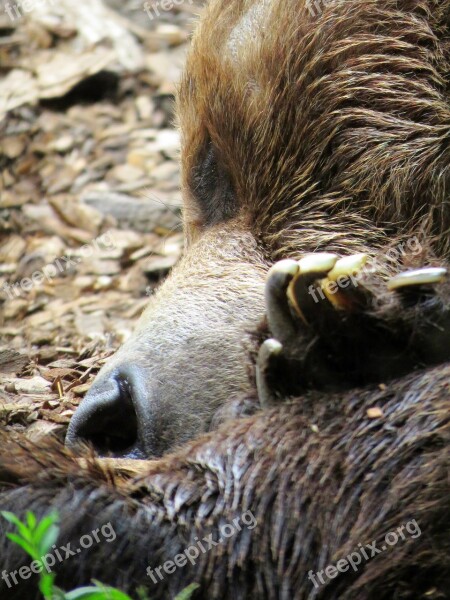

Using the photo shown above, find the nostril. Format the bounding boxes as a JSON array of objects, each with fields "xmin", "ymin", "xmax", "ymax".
[
  {"xmin": 65, "ymin": 373, "xmax": 145, "ymax": 458},
  {"xmin": 81, "ymin": 380, "xmax": 138, "ymax": 455}
]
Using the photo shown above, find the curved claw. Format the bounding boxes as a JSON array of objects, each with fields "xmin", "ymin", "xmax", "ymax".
[
  {"xmin": 256, "ymin": 338, "xmax": 283, "ymax": 408},
  {"xmin": 265, "ymin": 260, "xmax": 300, "ymax": 343},
  {"xmin": 287, "ymin": 253, "xmax": 369, "ymax": 322},
  {"xmin": 322, "ymin": 253, "xmax": 368, "ymax": 309},
  {"xmin": 387, "ymin": 267, "xmax": 447, "ymax": 291},
  {"xmin": 286, "ymin": 253, "xmax": 338, "ymax": 323}
]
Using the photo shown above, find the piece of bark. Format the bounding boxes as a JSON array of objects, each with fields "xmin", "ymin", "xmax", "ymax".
[
  {"xmin": 81, "ymin": 191, "xmax": 182, "ymax": 233},
  {"xmin": 0, "ymin": 349, "xmax": 29, "ymax": 374}
]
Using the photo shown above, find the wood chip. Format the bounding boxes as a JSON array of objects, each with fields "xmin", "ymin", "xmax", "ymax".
[
  {"xmin": 367, "ymin": 407, "xmax": 384, "ymax": 419},
  {"xmin": 0, "ymin": 349, "xmax": 29, "ymax": 374}
]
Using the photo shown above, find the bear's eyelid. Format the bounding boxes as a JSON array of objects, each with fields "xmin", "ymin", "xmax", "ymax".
[{"xmin": 190, "ymin": 141, "xmax": 238, "ymax": 226}]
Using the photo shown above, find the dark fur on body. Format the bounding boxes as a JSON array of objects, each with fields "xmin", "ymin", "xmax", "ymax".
[
  {"xmin": 1, "ymin": 366, "xmax": 449, "ymax": 599},
  {"xmin": 0, "ymin": 0, "xmax": 449, "ymax": 598}
]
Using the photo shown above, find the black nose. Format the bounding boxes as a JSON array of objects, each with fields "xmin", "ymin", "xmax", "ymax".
[{"xmin": 65, "ymin": 366, "xmax": 152, "ymax": 459}]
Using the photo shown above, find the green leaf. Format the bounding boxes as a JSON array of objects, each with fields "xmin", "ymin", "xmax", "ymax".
[
  {"xmin": 39, "ymin": 571, "xmax": 56, "ymax": 599},
  {"xmin": 174, "ymin": 583, "xmax": 200, "ymax": 600},
  {"xmin": 34, "ymin": 512, "xmax": 60, "ymax": 548},
  {"xmin": 1, "ymin": 510, "xmax": 24, "ymax": 528},
  {"xmin": 26, "ymin": 511, "xmax": 37, "ymax": 531},
  {"xmin": 92, "ymin": 579, "xmax": 135, "ymax": 599},
  {"xmin": 1, "ymin": 511, "xmax": 34, "ymax": 543},
  {"xmin": 51, "ymin": 586, "xmax": 67, "ymax": 600},
  {"xmin": 5, "ymin": 532, "xmax": 40, "ymax": 561},
  {"xmin": 38, "ymin": 523, "xmax": 60, "ymax": 557},
  {"xmin": 136, "ymin": 587, "xmax": 150, "ymax": 600},
  {"xmin": 64, "ymin": 586, "xmax": 133, "ymax": 600}
]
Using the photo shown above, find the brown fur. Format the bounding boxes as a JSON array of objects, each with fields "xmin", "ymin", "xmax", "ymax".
[
  {"xmin": 0, "ymin": 0, "xmax": 449, "ymax": 598},
  {"xmin": 1, "ymin": 365, "xmax": 449, "ymax": 599},
  {"xmin": 180, "ymin": 0, "xmax": 450, "ymax": 259}
]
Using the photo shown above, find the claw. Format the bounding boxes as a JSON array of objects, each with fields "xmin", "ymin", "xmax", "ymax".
[
  {"xmin": 321, "ymin": 253, "xmax": 368, "ymax": 309},
  {"xmin": 326, "ymin": 253, "xmax": 368, "ymax": 282},
  {"xmin": 287, "ymin": 253, "xmax": 338, "ymax": 323},
  {"xmin": 267, "ymin": 259, "xmax": 300, "ymax": 279},
  {"xmin": 287, "ymin": 253, "xmax": 368, "ymax": 320},
  {"xmin": 387, "ymin": 267, "xmax": 447, "ymax": 291},
  {"xmin": 265, "ymin": 260, "xmax": 300, "ymax": 343},
  {"xmin": 297, "ymin": 253, "xmax": 339, "ymax": 275},
  {"xmin": 256, "ymin": 338, "xmax": 283, "ymax": 408}
]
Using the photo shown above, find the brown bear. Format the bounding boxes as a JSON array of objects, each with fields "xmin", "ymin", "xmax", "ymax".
[{"xmin": 0, "ymin": 0, "xmax": 449, "ymax": 598}]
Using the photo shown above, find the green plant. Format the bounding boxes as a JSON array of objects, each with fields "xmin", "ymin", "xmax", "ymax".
[{"xmin": 1, "ymin": 510, "xmax": 199, "ymax": 600}]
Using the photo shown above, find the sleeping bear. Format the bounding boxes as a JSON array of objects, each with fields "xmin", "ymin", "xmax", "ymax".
[{"xmin": 1, "ymin": 0, "xmax": 449, "ymax": 598}]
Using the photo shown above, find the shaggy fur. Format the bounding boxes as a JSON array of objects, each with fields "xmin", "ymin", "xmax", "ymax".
[
  {"xmin": 181, "ymin": 0, "xmax": 450, "ymax": 259},
  {"xmin": 0, "ymin": 0, "xmax": 449, "ymax": 598},
  {"xmin": 0, "ymin": 366, "xmax": 449, "ymax": 599}
]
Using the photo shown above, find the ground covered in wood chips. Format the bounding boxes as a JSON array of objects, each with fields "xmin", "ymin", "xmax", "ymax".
[{"xmin": 0, "ymin": 0, "xmax": 204, "ymax": 443}]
